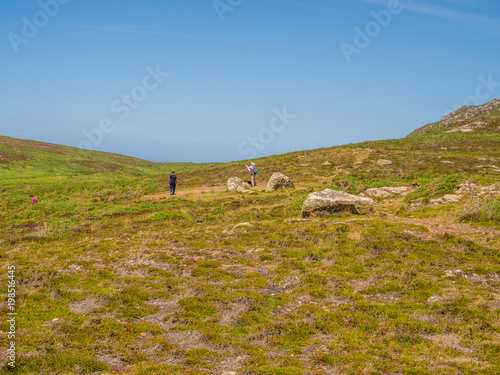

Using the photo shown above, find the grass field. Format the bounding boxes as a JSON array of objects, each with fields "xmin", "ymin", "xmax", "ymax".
[{"xmin": 1, "ymin": 106, "xmax": 500, "ymax": 374}]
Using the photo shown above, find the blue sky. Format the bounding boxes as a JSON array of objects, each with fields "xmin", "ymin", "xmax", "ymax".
[{"xmin": 1, "ymin": 0, "xmax": 499, "ymax": 162}]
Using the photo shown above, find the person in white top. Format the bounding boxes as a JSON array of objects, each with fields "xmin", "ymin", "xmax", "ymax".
[{"xmin": 245, "ymin": 162, "xmax": 257, "ymax": 187}]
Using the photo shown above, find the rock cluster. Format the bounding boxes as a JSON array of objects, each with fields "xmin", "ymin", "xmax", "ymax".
[
  {"xmin": 407, "ymin": 194, "xmax": 463, "ymax": 210},
  {"xmin": 456, "ymin": 183, "xmax": 500, "ymax": 196},
  {"xmin": 441, "ymin": 99, "xmax": 500, "ymax": 125},
  {"xmin": 226, "ymin": 177, "xmax": 251, "ymax": 193},
  {"xmin": 445, "ymin": 269, "xmax": 500, "ymax": 284},
  {"xmin": 361, "ymin": 186, "xmax": 409, "ymax": 198}
]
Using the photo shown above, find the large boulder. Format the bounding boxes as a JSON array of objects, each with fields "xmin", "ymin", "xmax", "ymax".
[
  {"xmin": 227, "ymin": 177, "xmax": 251, "ymax": 192},
  {"xmin": 266, "ymin": 173, "xmax": 295, "ymax": 192},
  {"xmin": 301, "ymin": 189, "xmax": 375, "ymax": 217}
]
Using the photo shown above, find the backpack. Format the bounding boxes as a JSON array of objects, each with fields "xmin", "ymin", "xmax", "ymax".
[{"xmin": 254, "ymin": 166, "xmax": 258, "ymax": 174}]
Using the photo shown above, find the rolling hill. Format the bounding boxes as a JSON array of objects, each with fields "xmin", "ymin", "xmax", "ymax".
[{"xmin": 1, "ymin": 100, "xmax": 499, "ymax": 375}]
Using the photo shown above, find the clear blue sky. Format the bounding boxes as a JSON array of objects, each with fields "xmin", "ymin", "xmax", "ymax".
[{"xmin": 1, "ymin": 0, "xmax": 499, "ymax": 162}]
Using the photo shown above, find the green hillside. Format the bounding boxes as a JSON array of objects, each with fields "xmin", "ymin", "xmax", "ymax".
[
  {"xmin": 0, "ymin": 135, "xmax": 201, "ymax": 180},
  {"xmin": 1, "ymin": 101, "xmax": 499, "ymax": 375}
]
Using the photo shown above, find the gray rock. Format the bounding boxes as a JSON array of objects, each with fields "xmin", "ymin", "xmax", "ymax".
[
  {"xmin": 377, "ymin": 159, "xmax": 392, "ymax": 166},
  {"xmin": 440, "ymin": 99, "xmax": 500, "ymax": 125},
  {"xmin": 456, "ymin": 183, "xmax": 479, "ymax": 195},
  {"xmin": 457, "ymin": 183, "xmax": 500, "ymax": 196},
  {"xmin": 481, "ymin": 183, "xmax": 500, "ymax": 196},
  {"xmin": 407, "ymin": 194, "xmax": 464, "ymax": 210},
  {"xmin": 426, "ymin": 295, "xmax": 443, "ymax": 303},
  {"xmin": 234, "ymin": 222, "xmax": 253, "ymax": 228},
  {"xmin": 265, "ymin": 172, "xmax": 295, "ymax": 192},
  {"xmin": 429, "ymin": 194, "xmax": 463, "ymax": 205},
  {"xmin": 227, "ymin": 177, "xmax": 251, "ymax": 192},
  {"xmin": 445, "ymin": 269, "xmax": 499, "ymax": 283},
  {"xmin": 301, "ymin": 189, "xmax": 375, "ymax": 217},
  {"xmin": 363, "ymin": 186, "xmax": 409, "ymax": 198}
]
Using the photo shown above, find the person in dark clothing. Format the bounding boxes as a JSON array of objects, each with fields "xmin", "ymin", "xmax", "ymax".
[
  {"xmin": 30, "ymin": 195, "xmax": 38, "ymax": 205},
  {"xmin": 169, "ymin": 171, "xmax": 177, "ymax": 195}
]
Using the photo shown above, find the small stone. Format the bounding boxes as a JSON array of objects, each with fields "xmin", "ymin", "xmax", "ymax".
[
  {"xmin": 427, "ymin": 295, "xmax": 443, "ymax": 303},
  {"xmin": 234, "ymin": 222, "xmax": 253, "ymax": 228},
  {"xmin": 377, "ymin": 159, "xmax": 392, "ymax": 166}
]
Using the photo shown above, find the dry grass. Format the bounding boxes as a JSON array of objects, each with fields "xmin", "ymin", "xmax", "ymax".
[{"xmin": 1, "ymin": 111, "xmax": 500, "ymax": 374}]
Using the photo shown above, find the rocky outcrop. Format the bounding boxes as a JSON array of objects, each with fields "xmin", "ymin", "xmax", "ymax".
[
  {"xmin": 301, "ymin": 189, "xmax": 375, "ymax": 217},
  {"xmin": 407, "ymin": 194, "xmax": 463, "ymax": 210},
  {"xmin": 407, "ymin": 99, "xmax": 500, "ymax": 137},
  {"xmin": 445, "ymin": 270, "xmax": 500, "ymax": 284},
  {"xmin": 456, "ymin": 183, "xmax": 500, "ymax": 196},
  {"xmin": 362, "ymin": 186, "xmax": 409, "ymax": 198},
  {"xmin": 227, "ymin": 177, "xmax": 251, "ymax": 192},
  {"xmin": 265, "ymin": 173, "xmax": 294, "ymax": 192},
  {"xmin": 441, "ymin": 99, "xmax": 500, "ymax": 125}
]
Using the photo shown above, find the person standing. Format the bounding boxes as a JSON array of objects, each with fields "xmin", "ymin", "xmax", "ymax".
[
  {"xmin": 169, "ymin": 171, "xmax": 177, "ymax": 195},
  {"xmin": 245, "ymin": 162, "xmax": 257, "ymax": 187},
  {"xmin": 30, "ymin": 195, "xmax": 38, "ymax": 205}
]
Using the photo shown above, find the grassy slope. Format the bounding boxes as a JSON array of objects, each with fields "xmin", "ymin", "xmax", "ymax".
[
  {"xmin": 1, "ymin": 113, "xmax": 500, "ymax": 375},
  {"xmin": 0, "ymin": 135, "xmax": 206, "ymax": 181}
]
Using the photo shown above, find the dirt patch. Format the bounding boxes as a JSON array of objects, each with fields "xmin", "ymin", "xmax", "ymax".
[
  {"xmin": 259, "ymin": 275, "xmax": 300, "ymax": 296},
  {"xmin": 96, "ymin": 353, "xmax": 127, "ymax": 368},
  {"xmin": 166, "ymin": 330, "xmax": 212, "ymax": 350},
  {"xmin": 218, "ymin": 300, "xmax": 251, "ymax": 326},
  {"xmin": 215, "ymin": 354, "xmax": 249, "ymax": 373},
  {"xmin": 348, "ymin": 276, "xmax": 379, "ymax": 293},
  {"xmin": 68, "ymin": 297, "xmax": 103, "ymax": 314},
  {"xmin": 138, "ymin": 311, "xmax": 172, "ymax": 329},
  {"xmin": 430, "ymin": 334, "xmax": 475, "ymax": 353},
  {"xmin": 325, "ymin": 296, "xmax": 353, "ymax": 305},
  {"xmin": 19, "ymin": 274, "xmax": 49, "ymax": 289},
  {"xmin": 365, "ymin": 292, "xmax": 402, "ymax": 302},
  {"xmin": 391, "ymin": 216, "xmax": 500, "ymax": 238}
]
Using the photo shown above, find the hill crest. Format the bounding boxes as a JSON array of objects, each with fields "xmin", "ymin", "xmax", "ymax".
[{"xmin": 407, "ymin": 99, "xmax": 500, "ymax": 137}]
